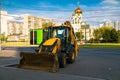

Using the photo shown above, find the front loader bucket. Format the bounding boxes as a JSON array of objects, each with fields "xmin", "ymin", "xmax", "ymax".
[{"xmin": 18, "ymin": 52, "xmax": 59, "ymax": 72}]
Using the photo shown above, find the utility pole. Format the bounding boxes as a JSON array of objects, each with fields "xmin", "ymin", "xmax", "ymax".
[
  {"xmin": 0, "ymin": 2, "xmax": 2, "ymax": 51},
  {"xmin": 33, "ymin": 21, "xmax": 34, "ymax": 45},
  {"xmin": 85, "ymin": 24, "xmax": 89, "ymax": 44},
  {"xmin": 85, "ymin": 24, "xmax": 87, "ymax": 43},
  {"xmin": 81, "ymin": 22, "xmax": 86, "ymax": 43},
  {"xmin": 31, "ymin": 19, "xmax": 35, "ymax": 45},
  {"xmin": 81, "ymin": 22, "xmax": 89, "ymax": 44}
]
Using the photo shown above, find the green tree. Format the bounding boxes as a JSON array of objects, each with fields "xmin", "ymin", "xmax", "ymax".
[
  {"xmin": 110, "ymin": 28, "xmax": 119, "ymax": 42},
  {"xmin": 93, "ymin": 26, "xmax": 119, "ymax": 43},
  {"xmin": 93, "ymin": 29, "xmax": 101, "ymax": 42},
  {"xmin": 102, "ymin": 28, "xmax": 111, "ymax": 42},
  {"xmin": 42, "ymin": 22, "xmax": 55, "ymax": 29},
  {"xmin": 100, "ymin": 26, "xmax": 119, "ymax": 43},
  {"xmin": 75, "ymin": 31, "xmax": 84, "ymax": 41},
  {"xmin": 0, "ymin": 32, "xmax": 7, "ymax": 42},
  {"xmin": 117, "ymin": 30, "xmax": 120, "ymax": 42}
]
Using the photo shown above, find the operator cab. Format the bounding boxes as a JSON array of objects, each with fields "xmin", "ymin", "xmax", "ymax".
[{"xmin": 47, "ymin": 26, "xmax": 71, "ymax": 51}]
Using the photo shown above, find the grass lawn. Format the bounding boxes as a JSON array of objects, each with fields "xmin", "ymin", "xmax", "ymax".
[{"xmin": 80, "ymin": 43, "xmax": 120, "ymax": 48}]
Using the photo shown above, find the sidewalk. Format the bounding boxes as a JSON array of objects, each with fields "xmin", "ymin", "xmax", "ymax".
[
  {"xmin": 0, "ymin": 50, "xmax": 20, "ymax": 67},
  {"xmin": 0, "ymin": 50, "xmax": 20, "ymax": 58}
]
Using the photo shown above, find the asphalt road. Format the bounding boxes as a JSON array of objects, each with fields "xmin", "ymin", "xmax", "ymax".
[
  {"xmin": 58, "ymin": 48, "xmax": 120, "ymax": 80},
  {"xmin": 0, "ymin": 46, "xmax": 120, "ymax": 80}
]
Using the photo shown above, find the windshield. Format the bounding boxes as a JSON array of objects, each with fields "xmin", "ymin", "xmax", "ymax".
[{"xmin": 53, "ymin": 27, "xmax": 65, "ymax": 38}]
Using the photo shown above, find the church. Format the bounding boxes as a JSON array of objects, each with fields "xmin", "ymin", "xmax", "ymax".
[
  {"xmin": 71, "ymin": 6, "xmax": 83, "ymax": 32},
  {"xmin": 71, "ymin": 5, "xmax": 94, "ymax": 41}
]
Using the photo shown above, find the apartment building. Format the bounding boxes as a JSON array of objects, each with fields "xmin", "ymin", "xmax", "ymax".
[
  {"xmin": 115, "ymin": 20, "xmax": 120, "ymax": 31},
  {"xmin": 24, "ymin": 14, "xmax": 55, "ymax": 36},
  {"xmin": 100, "ymin": 21, "xmax": 120, "ymax": 31},
  {"xmin": 0, "ymin": 10, "xmax": 8, "ymax": 36},
  {"xmin": 7, "ymin": 21, "xmax": 23, "ymax": 35}
]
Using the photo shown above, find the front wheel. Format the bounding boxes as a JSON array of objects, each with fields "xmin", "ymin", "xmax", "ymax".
[
  {"xmin": 52, "ymin": 55, "xmax": 59, "ymax": 72},
  {"xmin": 52, "ymin": 60, "xmax": 59, "ymax": 72},
  {"xmin": 68, "ymin": 48, "xmax": 75, "ymax": 64}
]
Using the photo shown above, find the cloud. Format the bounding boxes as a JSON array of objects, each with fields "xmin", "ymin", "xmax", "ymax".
[
  {"xmin": 82, "ymin": 3, "xmax": 120, "ymax": 26},
  {"xmin": 8, "ymin": 4, "xmax": 120, "ymax": 27},
  {"xmin": 6, "ymin": 2, "xmax": 77, "ymax": 23},
  {"xmin": 7, "ymin": 14, "xmax": 24, "ymax": 22},
  {"xmin": 8, "ymin": 9, "xmax": 72, "ymax": 24},
  {"xmin": 101, "ymin": 0, "xmax": 119, "ymax": 5},
  {"xmin": 6, "ymin": 1, "xmax": 120, "ymax": 27},
  {"xmin": 37, "ymin": 2, "xmax": 75, "ymax": 11},
  {"xmin": 38, "ymin": 2, "xmax": 60, "ymax": 9}
]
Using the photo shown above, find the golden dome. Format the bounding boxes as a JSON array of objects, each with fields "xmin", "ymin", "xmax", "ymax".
[{"xmin": 75, "ymin": 7, "xmax": 82, "ymax": 14}]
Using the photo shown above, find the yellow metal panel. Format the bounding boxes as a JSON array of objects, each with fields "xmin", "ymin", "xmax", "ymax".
[
  {"xmin": 43, "ymin": 38, "xmax": 58, "ymax": 46},
  {"xmin": 52, "ymin": 46, "xmax": 57, "ymax": 54}
]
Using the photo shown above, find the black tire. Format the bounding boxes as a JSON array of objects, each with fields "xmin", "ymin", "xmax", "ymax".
[
  {"xmin": 68, "ymin": 48, "xmax": 75, "ymax": 64},
  {"xmin": 59, "ymin": 53, "xmax": 66, "ymax": 68}
]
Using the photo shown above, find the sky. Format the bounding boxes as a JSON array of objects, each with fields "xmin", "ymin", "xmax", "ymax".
[{"xmin": 1, "ymin": 0, "xmax": 120, "ymax": 27}]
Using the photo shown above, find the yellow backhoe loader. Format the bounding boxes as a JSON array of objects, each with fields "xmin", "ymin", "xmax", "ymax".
[{"xmin": 18, "ymin": 21, "xmax": 79, "ymax": 72}]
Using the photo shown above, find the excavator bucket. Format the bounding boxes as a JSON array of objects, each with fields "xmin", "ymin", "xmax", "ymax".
[{"xmin": 18, "ymin": 52, "xmax": 59, "ymax": 72}]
